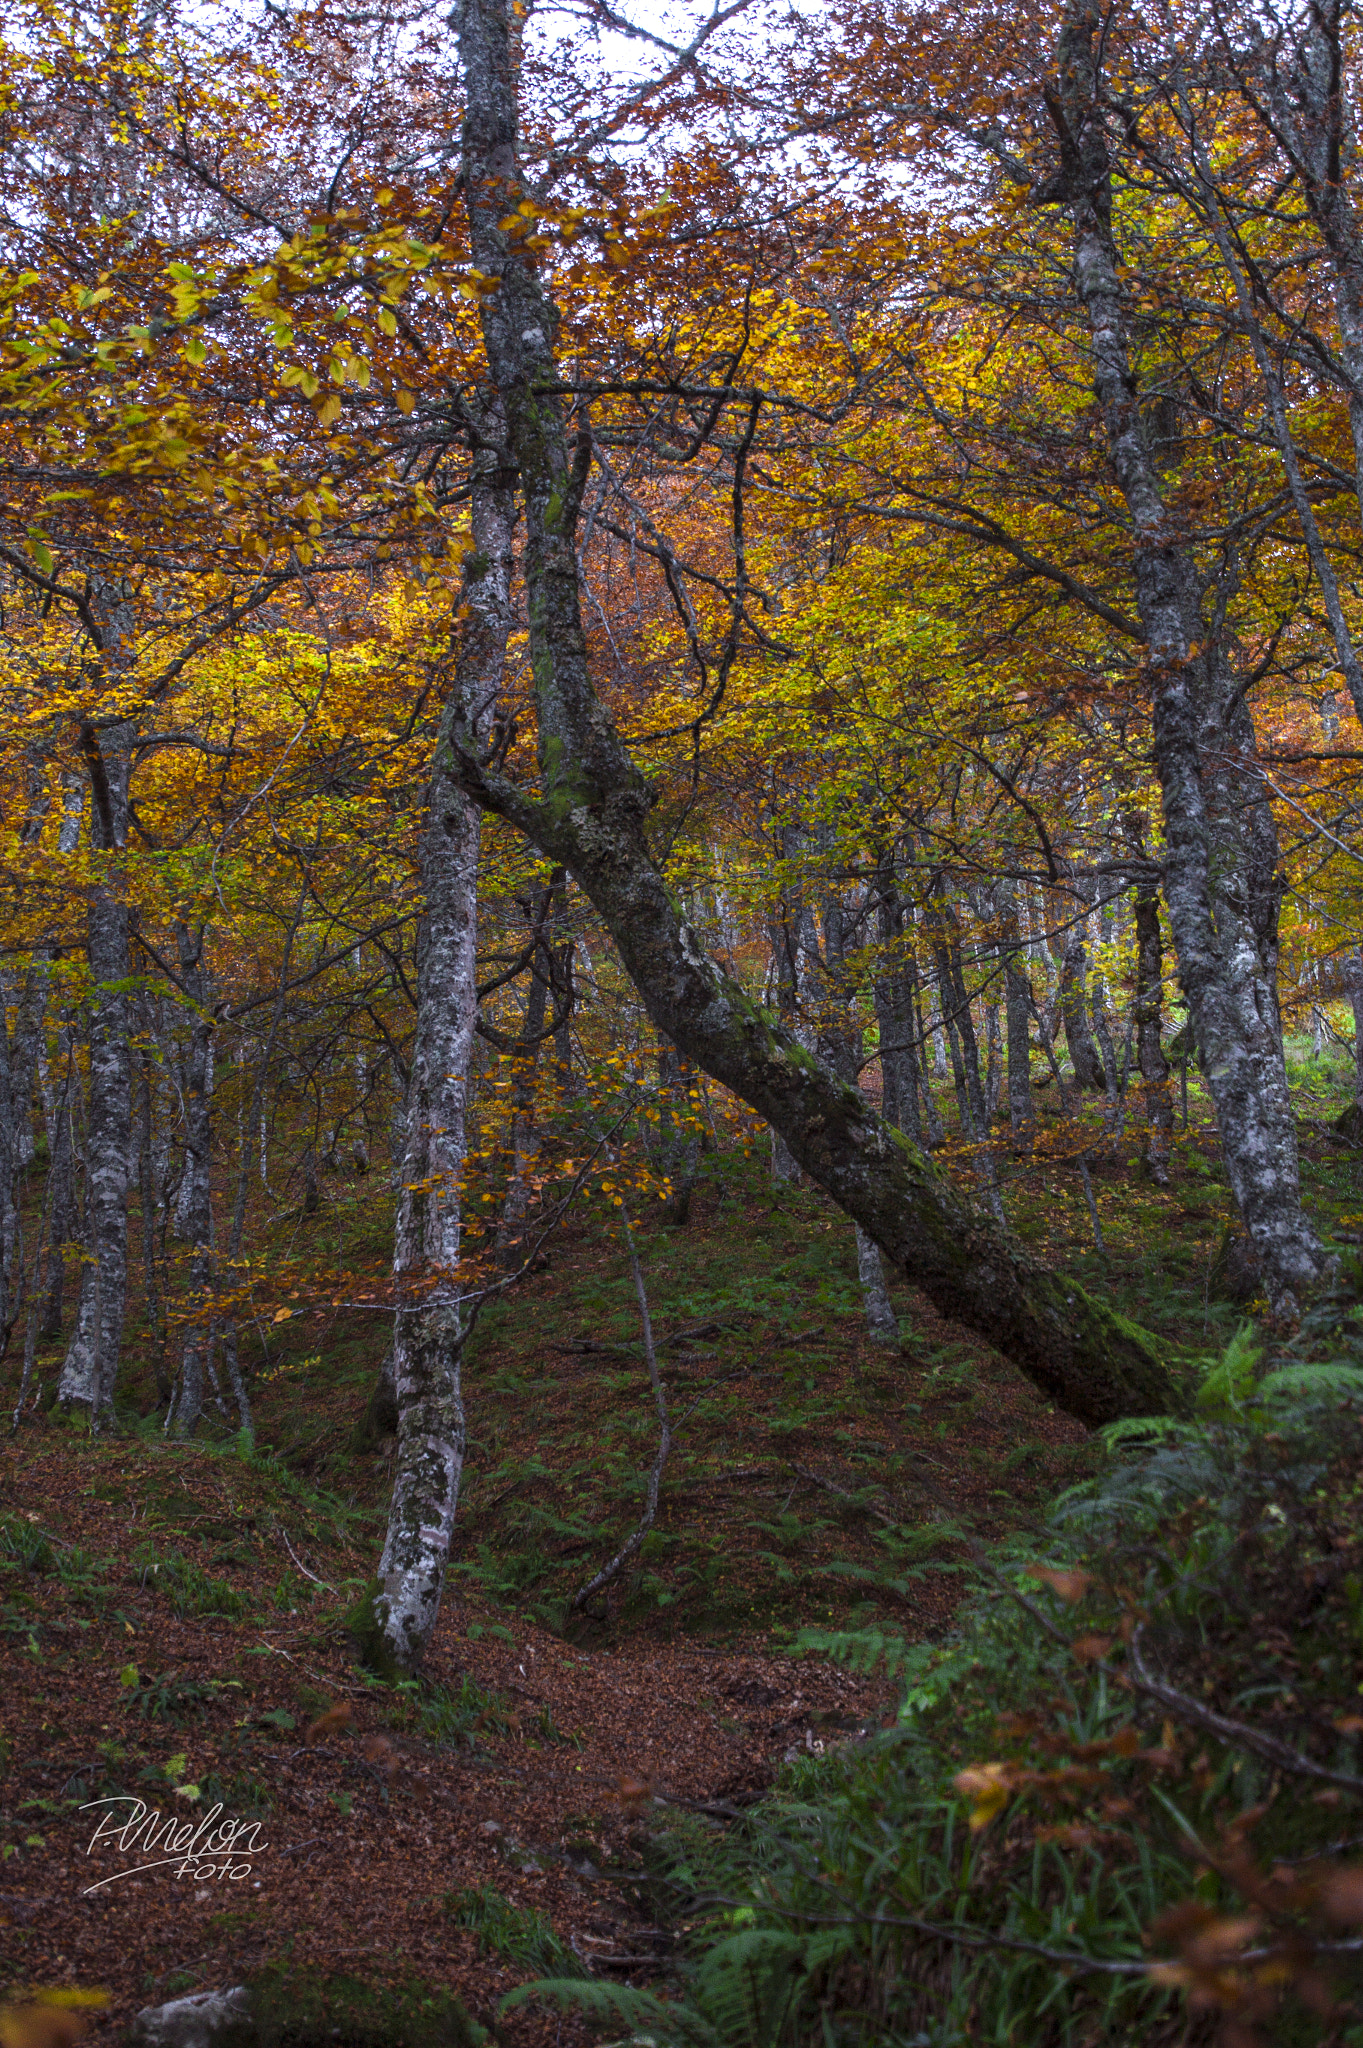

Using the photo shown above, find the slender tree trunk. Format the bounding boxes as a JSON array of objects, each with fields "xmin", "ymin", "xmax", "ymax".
[
  {"xmin": 170, "ymin": 924, "xmax": 214, "ymax": 1439},
  {"xmin": 59, "ymin": 697, "xmax": 133, "ymax": 1419},
  {"xmin": 873, "ymin": 860, "xmax": 924, "ymax": 1143},
  {"xmin": 137, "ymin": 1044, "xmax": 170, "ymax": 1402},
  {"xmin": 496, "ymin": 890, "xmax": 550, "ymax": 1261},
  {"xmin": 1059, "ymin": 913, "xmax": 1106, "ymax": 1091},
  {"xmin": 1127, "ymin": 832, "xmax": 1174, "ymax": 1183},
  {"xmin": 447, "ymin": 0, "xmax": 1183, "ymax": 1426},
  {"xmin": 0, "ymin": 1006, "xmax": 18, "ymax": 1356},
  {"xmin": 855, "ymin": 1225, "xmax": 899, "ymax": 1346},
  {"xmin": 654, "ymin": 1038, "xmax": 701, "ymax": 1225},
  {"xmin": 1000, "ymin": 883, "xmax": 1035, "ymax": 1141},
  {"xmin": 1040, "ymin": 3, "xmax": 1326, "ymax": 1311},
  {"xmin": 42, "ymin": 1012, "xmax": 79, "ymax": 1339},
  {"xmin": 372, "ymin": 430, "xmax": 511, "ymax": 1674}
]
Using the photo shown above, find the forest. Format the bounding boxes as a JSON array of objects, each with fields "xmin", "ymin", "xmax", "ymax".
[{"xmin": 5, "ymin": 0, "xmax": 1363, "ymax": 2038}]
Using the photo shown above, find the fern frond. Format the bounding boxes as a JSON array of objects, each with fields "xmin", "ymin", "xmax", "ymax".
[
  {"xmin": 789, "ymin": 1624, "xmax": 908, "ymax": 1677},
  {"xmin": 1256, "ymin": 1362, "xmax": 1363, "ymax": 1404}
]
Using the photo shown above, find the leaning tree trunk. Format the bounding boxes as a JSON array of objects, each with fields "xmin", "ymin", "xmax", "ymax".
[
  {"xmin": 1039, "ymin": 1, "xmax": 1327, "ymax": 1312},
  {"xmin": 369, "ymin": 432, "xmax": 513, "ymax": 1675},
  {"xmin": 448, "ymin": 0, "xmax": 1183, "ymax": 1427}
]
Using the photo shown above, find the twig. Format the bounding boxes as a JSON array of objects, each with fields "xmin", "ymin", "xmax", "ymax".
[
  {"xmin": 277, "ymin": 1525, "xmax": 336, "ymax": 1592},
  {"xmin": 1127, "ymin": 1625, "xmax": 1363, "ymax": 1795}
]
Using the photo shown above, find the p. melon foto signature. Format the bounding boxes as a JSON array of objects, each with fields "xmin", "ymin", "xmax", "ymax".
[{"xmin": 78, "ymin": 1798, "xmax": 269, "ymax": 1893}]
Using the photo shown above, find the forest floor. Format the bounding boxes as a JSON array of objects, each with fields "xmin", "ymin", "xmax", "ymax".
[{"xmin": 3, "ymin": 1046, "xmax": 1362, "ymax": 2045}]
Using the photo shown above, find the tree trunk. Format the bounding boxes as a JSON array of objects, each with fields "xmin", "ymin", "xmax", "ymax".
[
  {"xmin": 58, "ymin": 692, "xmax": 133, "ymax": 1420},
  {"xmin": 1000, "ymin": 884, "xmax": 1035, "ymax": 1140},
  {"xmin": 653, "ymin": 1038, "xmax": 702, "ymax": 1225},
  {"xmin": 0, "ymin": 1005, "xmax": 18, "ymax": 1357},
  {"xmin": 448, "ymin": 0, "xmax": 1183, "ymax": 1426},
  {"xmin": 873, "ymin": 862, "xmax": 924, "ymax": 1143},
  {"xmin": 137, "ymin": 1044, "xmax": 170, "ymax": 1402},
  {"xmin": 1128, "ymin": 834, "xmax": 1173, "ymax": 1183},
  {"xmin": 371, "ymin": 431, "xmax": 512, "ymax": 1675},
  {"xmin": 169, "ymin": 924, "xmax": 214, "ymax": 1438},
  {"xmin": 42, "ymin": 1032, "xmax": 77, "ymax": 1340},
  {"xmin": 1059, "ymin": 916, "xmax": 1106, "ymax": 1091},
  {"xmin": 495, "ymin": 890, "xmax": 550, "ymax": 1262},
  {"xmin": 1040, "ymin": 2, "xmax": 1326, "ymax": 1311}
]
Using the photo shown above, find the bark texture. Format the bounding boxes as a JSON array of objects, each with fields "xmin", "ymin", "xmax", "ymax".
[
  {"xmin": 1038, "ymin": 3, "xmax": 1327, "ymax": 1311},
  {"xmin": 58, "ymin": 664, "xmax": 134, "ymax": 1419},
  {"xmin": 372, "ymin": 429, "xmax": 513, "ymax": 1673}
]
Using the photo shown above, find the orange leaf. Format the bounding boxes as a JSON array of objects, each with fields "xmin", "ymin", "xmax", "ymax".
[{"xmin": 1029, "ymin": 1567, "xmax": 1093, "ymax": 1604}]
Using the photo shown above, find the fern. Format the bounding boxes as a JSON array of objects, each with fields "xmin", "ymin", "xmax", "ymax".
[
  {"xmin": 1098, "ymin": 1414, "xmax": 1198, "ymax": 1451},
  {"xmin": 1255, "ymin": 1361, "xmax": 1363, "ymax": 1406},
  {"xmin": 1196, "ymin": 1319, "xmax": 1263, "ymax": 1419},
  {"xmin": 687, "ymin": 1927, "xmax": 809, "ymax": 2047},
  {"xmin": 788, "ymin": 1623, "xmax": 908, "ymax": 1678}
]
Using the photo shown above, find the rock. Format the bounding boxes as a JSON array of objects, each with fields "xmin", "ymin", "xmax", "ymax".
[{"xmin": 127, "ymin": 1988, "xmax": 250, "ymax": 2048}]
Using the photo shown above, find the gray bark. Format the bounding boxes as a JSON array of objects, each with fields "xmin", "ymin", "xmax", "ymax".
[
  {"xmin": 1127, "ymin": 828, "xmax": 1173, "ymax": 1183},
  {"xmin": 999, "ymin": 883, "xmax": 1035, "ymax": 1139},
  {"xmin": 873, "ymin": 863, "xmax": 924, "ymax": 1143},
  {"xmin": 855, "ymin": 1225, "xmax": 899, "ymax": 1346},
  {"xmin": 1037, "ymin": 4, "xmax": 1327, "ymax": 1311},
  {"xmin": 42, "ymin": 1026, "xmax": 78, "ymax": 1339},
  {"xmin": 373, "ymin": 428, "xmax": 511, "ymax": 1673},
  {"xmin": 59, "ymin": 638, "xmax": 134, "ymax": 1418},
  {"xmin": 168, "ymin": 925, "xmax": 214, "ymax": 1438},
  {"xmin": 1058, "ymin": 903, "xmax": 1106, "ymax": 1091}
]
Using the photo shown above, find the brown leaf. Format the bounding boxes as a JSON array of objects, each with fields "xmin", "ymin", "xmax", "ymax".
[
  {"xmin": 1029, "ymin": 1566, "xmax": 1093, "ymax": 1604},
  {"xmin": 616, "ymin": 1772, "xmax": 654, "ymax": 1816},
  {"xmin": 1319, "ymin": 1864, "xmax": 1363, "ymax": 1925},
  {"xmin": 1071, "ymin": 1634, "xmax": 1113, "ymax": 1664},
  {"xmin": 306, "ymin": 1703, "xmax": 354, "ymax": 1744},
  {"xmin": 363, "ymin": 1733, "xmax": 398, "ymax": 1775}
]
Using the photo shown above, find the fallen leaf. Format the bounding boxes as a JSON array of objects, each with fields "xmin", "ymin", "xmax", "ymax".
[{"xmin": 306, "ymin": 1703, "xmax": 355, "ymax": 1744}]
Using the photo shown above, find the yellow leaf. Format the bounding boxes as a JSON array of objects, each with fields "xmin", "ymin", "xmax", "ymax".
[
  {"xmin": 395, "ymin": 389, "xmax": 415, "ymax": 416},
  {"xmin": 953, "ymin": 1762, "xmax": 1014, "ymax": 1831},
  {"xmin": 318, "ymin": 395, "xmax": 342, "ymax": 427}
]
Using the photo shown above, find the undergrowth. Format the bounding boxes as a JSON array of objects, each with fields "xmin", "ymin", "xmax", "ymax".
[{"xmin": 514, "ymin": 1304, "xmax": 1363, "ymax": 2045}]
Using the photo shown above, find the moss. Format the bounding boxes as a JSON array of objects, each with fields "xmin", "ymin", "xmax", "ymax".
[
  {"xmin": 240, "ymin": 1966, "xmax": 486, "ymax": 2048},
  {"xmin": 345, "ymin": 1576, "xmax": 402, "ymax": 1681}
]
